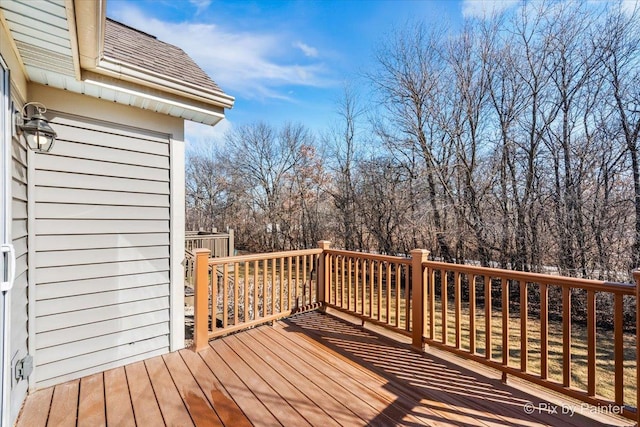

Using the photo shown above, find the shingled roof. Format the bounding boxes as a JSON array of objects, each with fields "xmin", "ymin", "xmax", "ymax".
[{"xmin": 103, "ymin": 17, "xmax": 225, "ymax": 96}]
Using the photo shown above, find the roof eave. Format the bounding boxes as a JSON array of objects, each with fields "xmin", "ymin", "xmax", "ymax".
[
  {"xmin": 97, "ymin": 56, "xmax": 235, "ymax": 109},
  {"xmin": 74, "ymin": 0, "xmax": 234, "ymax": 115}
]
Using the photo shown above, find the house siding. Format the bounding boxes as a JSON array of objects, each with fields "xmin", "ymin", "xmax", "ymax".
[
  {"xmin": 32, "ymin": 113, "xmax": 172, "ymax": 388},
  {"xmin": 10, "ymin": 130, "xmax": 29, "ymax": 422},
  {"xmin": 9, "ymin": 92, "xmax": 30, "ymax": 426}
]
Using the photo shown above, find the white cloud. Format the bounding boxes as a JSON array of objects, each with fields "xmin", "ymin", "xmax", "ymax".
[
  {"xmin": 461, "ymin": 0, "xmax": 519, "ymax": 18},
  {"xmin": 184, "ymin": 119, "xmax": 233, "ymax": 144},
  {"xmin": 622, "ymin": 0, "xmax": 640, "ymax": 15},
  {"xmin": 294, "ymin": 41, "xmax": 319, "ymax": 58},
  {"xmin": 184, "ymin": 119, "xmax": 232, "ymax": 151},
  {"xmin": 108, "ymin": 5, "xmax": 333, "ymax": 101},
  {"xmin": 189, "ymin": 0, "xmax": 211, "ymax": 13}
]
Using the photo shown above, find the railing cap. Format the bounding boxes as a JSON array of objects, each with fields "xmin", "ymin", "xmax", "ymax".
[
  {"xmin": 410, "ymin": 249, "xmax": 430, "ymax": 262},
  {"xmin": 194, "ymin": 248, "xmax": 212, "ymax": 256},
  {"xmin": 317, "ymin": 240, "xmax": 331, "ymax": 249}
]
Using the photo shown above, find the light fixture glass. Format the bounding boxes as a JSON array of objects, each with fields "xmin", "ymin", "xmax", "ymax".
[{"xmin": 16, "ymin": 102, "xmax": 57, "ymax": 153}]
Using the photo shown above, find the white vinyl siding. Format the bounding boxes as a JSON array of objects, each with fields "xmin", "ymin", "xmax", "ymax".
[
  {"xmin": 8, "ymin": 91, "xmax": 29, "ymax": 426},
  {"xmin": 33, "ymin": 113, "xmax": 172, "ymax": 388}
]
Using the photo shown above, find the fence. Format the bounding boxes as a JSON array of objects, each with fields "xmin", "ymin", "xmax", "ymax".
[
  {"xmin": 185, "ymin": 230, "xmax": 234, "ymax": 257},
  {"xmin": 192, "ymin": 241, "xmax": 640, "ymax": 422},
  {"xmin": 184, "ymin": 230, "xmax": 234, "ymax": 288}
]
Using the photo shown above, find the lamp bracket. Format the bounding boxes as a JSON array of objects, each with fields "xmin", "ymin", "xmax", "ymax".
[{"xmin": 22, "ymin": 102, "xmax": 47, "ymax": 117}]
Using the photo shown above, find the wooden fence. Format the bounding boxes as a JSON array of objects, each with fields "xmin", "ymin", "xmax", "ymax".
[
  {"xmin": 184, "ymin": 230, "xmax": 234, "ymax": 288},
  {"xmin": 185, "ymin": 230, "xmax": 234, "ymax": 257},
  {"xmin": 192, "ymin": 241, "xmax": 640, "ymax": 422}
]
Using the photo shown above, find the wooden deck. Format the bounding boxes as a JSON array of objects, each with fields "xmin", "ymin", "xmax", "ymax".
[{"xmin": 16, "ymin": 311, "xmax": 626, "ymax": 426}]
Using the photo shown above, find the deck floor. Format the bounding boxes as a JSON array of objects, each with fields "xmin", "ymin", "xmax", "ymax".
[{"xmin": 17, "ymin": 311, "xmax": 624, "ymax": 426}]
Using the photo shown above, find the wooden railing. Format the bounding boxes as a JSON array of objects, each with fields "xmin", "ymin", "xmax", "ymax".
[
  {"xmin": 322, "ymin": 249, "xmax": 414, "ymax": 335},
  {"xmin": 192, "ymin": 246, "xmax": 323, "ymax": 351},
  {"xmin": 418, "ymin": 261, "xmax": 637, "ymax": 420},
  {"xmin": 192, "ymin": 241, "xmax": 639, "ymax": 422}
]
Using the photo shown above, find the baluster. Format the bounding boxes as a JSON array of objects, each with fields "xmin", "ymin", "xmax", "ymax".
[
  {"xmin": 587, "ymin": 290, "xmax": 596, "ymax": 396},
  {"xmin": 469, "ymin": 274, "xmax": 476, "ymax": 354},
  {"xmin": 222, "ymin": 263, "xmax": 228, "ymax": 328},
  {"xmin": 442, "ymin": 271, "xmax": 448, "ymax": 344},
  {"xmin": 520, "ymin": 281, "xmax": 527, "ymax": 372},
  {"xmin": 233, "ymin": 264, "xmax": 239, "ymax": 325},
  {"xmin": 455, "ymin": 272, "xmax": 461, "ymax": 349},
  {"xmin": 562, "ymin": 286, "xmax": 571, "ymax": 387},
  {"xmin": 502, "ymin": 278, "xmax": 509, "ymax": 381},
  {"xmin": 485, "ymin": 276, "xmax": 491, "ymax": 360},
  {"xmin": 540, "ymin": 283, "xmax": 548, "ymax": 380},
  {"xmin": 614, "ymin": 293, "xmax": 623, "ymax": 405}
]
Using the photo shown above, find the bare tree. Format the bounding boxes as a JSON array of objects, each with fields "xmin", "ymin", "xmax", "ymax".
[
  {"xmin": 599, "ymin": 4, "xmax": 640, "ymax": 270},
  {"xmin": 325, "ymin": 85, "xmax": 366, "ymax": 250},
  {"xmin": 369, "ymin": 22, "xmax": 455, "ymax": 262}
]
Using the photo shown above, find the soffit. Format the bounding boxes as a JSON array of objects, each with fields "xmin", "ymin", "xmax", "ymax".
[{"xmin": 0, "ymin": 0, "xmax": 230, "ymax": 125}]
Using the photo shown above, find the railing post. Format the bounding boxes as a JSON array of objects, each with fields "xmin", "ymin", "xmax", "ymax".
[
  {"xmin": 411, "ymin": 249, "xmax": 430, "ymax": 351},
  {"xmin": 317, "ymin": 241, "xmax": 331, "ymax": 306},
  {"xmin": 228, "ymin": 228, "xmax": 235, "ymax": 257},
  {"xmin": 193, "ymin": 248, "xmax": 211, "ymax": 352},
  {"xmin": 634, "ymin": 269, "xmax": 640, "ymax": 425}
]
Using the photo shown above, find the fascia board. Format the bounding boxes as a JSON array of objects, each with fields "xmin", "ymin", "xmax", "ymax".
[
  {"xmin": 74, "ymin": 0, "xmax": 105, "ymax": 70},
  {"xmin": 98, "ymin": 56, "xmax": 235, "ymax": 109}
]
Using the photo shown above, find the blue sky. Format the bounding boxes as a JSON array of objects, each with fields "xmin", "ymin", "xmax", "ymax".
[{"xmin": 106, "ymin": 0, "xmax": 517, "ymax": 146}]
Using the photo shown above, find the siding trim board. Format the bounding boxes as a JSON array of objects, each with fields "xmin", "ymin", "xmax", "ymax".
[
  {"xmin": 31, "ymin": 112, "xmax": 173, "ymax": 387},
  {"xmin": 169, "ymin": 137, "xmax": 185, "ymax": 351}
]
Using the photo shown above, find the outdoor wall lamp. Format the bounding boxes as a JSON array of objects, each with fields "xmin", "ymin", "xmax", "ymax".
[{"xmin": 15, "ymin": 102, "xmax": 57, "ymax": 153}]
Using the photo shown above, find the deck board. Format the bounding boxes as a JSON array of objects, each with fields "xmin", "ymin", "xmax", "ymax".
[
  {"xmin": 247, "ymin": 327, "xmax": 395, "ymax": 425},
  {"xmin": 16, "ymin": 310, "xmax": 629, "ymax": 427},
  {"xmin": 257, "ymin": 325, "xmax": 430, "ymax": 426},
  {"xmin": 104, "ymin": 367, "xmax": 135, "ymax": 427},
  {"xmin": 178, "ymin": 349, "xmax": 253, "ymax": 427},
  {"xmin": 236, "ymin": 328, "xmax": 368, "ymax": 426},
  {"xmin": 46, "ymin": 378, "xmax": 79, "ymax": 427},
  {"xmin": 15, "ymin": 385, "xmax": 52, "ymax": 427},
  {"xmin": 226, "ymin": 333, "xmax": 343, "ymax": 426},
  {"xmin": 162, "ymin": 351, "xmax": 223, "ymax": 427},
  {"xmin": 125, "ymin": 361, "xmax": 165, "ymax": 426},
  {"xmin": 144, "ymin": 356, "xmax": 195, "ymax": 426},
  {"xmin": 198, "ymin": 342, "xmax": 280, "ymax": 426},
  {"xmin": 211, "ymin": 338, "xmax": 312, "ymax": 426},
  {"xmin": 77, "ymin": 373, "xmax": 105, "ymax": 427}
]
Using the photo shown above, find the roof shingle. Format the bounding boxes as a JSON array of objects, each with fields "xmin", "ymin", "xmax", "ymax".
[{"xmin": 103, "ymin": 18, "xmax": 225, "ymax": 95}]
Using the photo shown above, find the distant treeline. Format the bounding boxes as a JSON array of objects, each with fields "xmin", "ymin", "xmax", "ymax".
[{"xmin": 186, "ymin": 1, "xmax": 640, "ymax": 283}]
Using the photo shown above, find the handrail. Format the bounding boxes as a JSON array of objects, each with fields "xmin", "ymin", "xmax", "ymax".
[
  {"xmin": 208, "ymin": 248, "xmax": 322, "ymax": 265},
  {"xmin": 324, "ymin": 248, "xmax": 411, "ymax": 265},
  {"xmin": 424, "ymin": 260, "xmax": 635, "ymax": 294}
]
